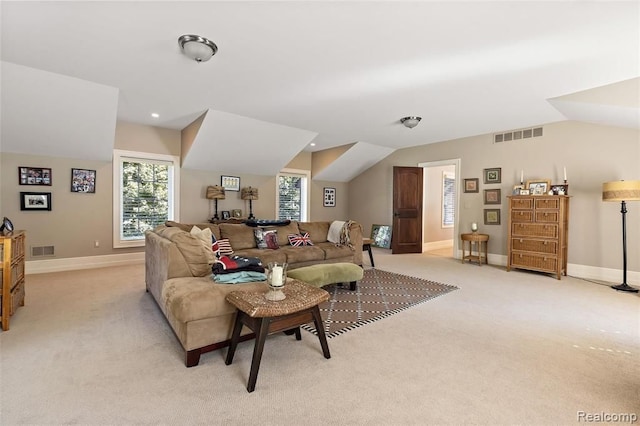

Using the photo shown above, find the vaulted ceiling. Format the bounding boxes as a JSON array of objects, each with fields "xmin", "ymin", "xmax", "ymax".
[{"xmin": 1, "ymin": 1, "xmax": 638, "ymax": 181}]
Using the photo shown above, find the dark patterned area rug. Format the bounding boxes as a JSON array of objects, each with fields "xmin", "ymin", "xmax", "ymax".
[{"xmin": 301, "ymin": 268, "xmax": 458, "ymax": 338}]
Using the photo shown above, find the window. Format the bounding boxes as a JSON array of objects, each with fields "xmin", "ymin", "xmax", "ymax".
[
  {"xmin": 113, "ymin": 150, "xmax": 180, "ymax": 248},
  {"xmin": 276, "ymin": 169, "xmax": 309, "ymax": 221},
  {"xmin": 442, "ymin": 171, "xmax": 455, "ymax": 228}
]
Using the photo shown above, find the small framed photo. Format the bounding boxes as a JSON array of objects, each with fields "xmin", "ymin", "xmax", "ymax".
[
  {"xmin": 19, "ymin": 167, "xmax": 52, "ymax": 186},
  {"xmin": 232, "ymin": 209, "xmax": 242, "ymax": 218},
  {"xmin": 463, "ymin": 178, "xmax": 479, "ymax": 193},
  {"xmin": 519, "ymin": 189, "xmax": 531, "ymax": 195},
  {"xmin": 221, "ymin": 176, "xmax": 240, "ymax": 192},
  {"xmin": 484, "ymin": 208, "xmax": 501, "ymax": 225},
  {"xmin": 221, "ymin": 211, "xmax": 231, "ymax": 220},
  {"xmin": 323, "ymin": 187, "xmax": 336, "ymax": 207},
  {"xmin": 513, "ymin": 184, "xmax": 524, "ymax": 195},
  {"xmin": 550, "ymin": 184, "xmax": 569, "ymax": 195},
  {"xmin": 70, "ymin": 168, "xmax": 96, "ymax": 193},
  {"xmin": 20, "ymin": 192, "xmax": 52, "ymax": 211},
  {"xmin": 483, "ymin": 167, "xmax": 501, "ymax": 184},
  {"xmin": 526, "ymin": 179, "xmax": 551, "ymax": 195},
  {"xmin": 483, "ymin": 188, "xmax": 501, "ymax": 205}
]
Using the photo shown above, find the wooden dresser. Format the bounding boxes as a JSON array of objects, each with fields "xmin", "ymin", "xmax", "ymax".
[
  {"xmin": 1, "ymin": 231, "xmax": 26, "ymax": 330},
  {"xmin": 506, "ymin": 196, "xmax": 570, "ymax": 280}
]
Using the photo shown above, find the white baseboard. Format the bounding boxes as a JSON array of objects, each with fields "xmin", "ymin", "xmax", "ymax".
[
  {"xmin": 26, "ymin": 252, "xmax": 145, "ymax": 275},
  {"xmin": 455, "ymin": 250, "xmax": 639, "ymax": 286},
  {"xmin": 424, "ymin": 239, "xmax": 454, "ymax": 251}
]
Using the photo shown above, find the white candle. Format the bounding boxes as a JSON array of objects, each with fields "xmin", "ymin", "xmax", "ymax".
[
  {"xmin": 563, "ymin": 166, "xmax": 567, "ymax": 181},
  {"xmin": 520, "ymin": 170, "xmax": 524, "ymax": 183},
  {"xmin": 471, "ymin": 222, "xmax": 478, "ymax": 232},
  {"xmin": 271, "ymin": 266, "xmax": 283, "ymax": 287}
]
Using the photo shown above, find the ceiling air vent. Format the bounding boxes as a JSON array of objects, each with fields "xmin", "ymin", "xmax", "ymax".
[{"xmin": 493, "ymin": 126, "xmax": 543, "ymax": 144}]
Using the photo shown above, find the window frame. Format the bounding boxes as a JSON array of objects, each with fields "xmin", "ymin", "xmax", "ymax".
[
  {"xmin": 442, "ymin": 170, "xmax": 455, "ymax": 229},
  {"xmin": 275, "ymin": 168, "xmax": 310, "ymax": 222},
  {"xmin": 112, "ymin": 149, "xmax": 180, "ymax": 248}
]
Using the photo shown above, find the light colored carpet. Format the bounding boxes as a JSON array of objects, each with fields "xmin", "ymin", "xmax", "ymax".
[{"xmin": 1, "ymin": 250, "xmax": 638, "ymax": 425}]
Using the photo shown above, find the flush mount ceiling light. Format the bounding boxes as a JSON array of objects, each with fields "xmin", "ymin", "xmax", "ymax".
[
  {"xmin": 178, "ymin": 34, "xmax": 218, "ymax": 62},
  {"xmin": 401, "ymin": 116, "xmax": 422, "ymax": 129}
]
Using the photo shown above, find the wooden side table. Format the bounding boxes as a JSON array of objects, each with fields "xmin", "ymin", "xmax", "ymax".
[
  {"xmin": 460, "ymin": 233, "xmax": 489, "ymax": 266},
  {"xmin": 362, "ymin": 238, "xmax": 375, "ymax": 267},
  {"xmin": 224, "ymin": 280, "xmax": 330, "ymax": 392}
]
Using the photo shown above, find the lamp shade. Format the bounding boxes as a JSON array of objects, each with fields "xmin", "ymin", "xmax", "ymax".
[
  {"xmin": 206, "ymin": 185, "xmax": 226, "ymax": 200},
  {"xmin": 602, "ymin": 180, "xmax": 640, "ymax": 202},
  {"xmin": 241, "ymin": 186, "xmax": 259, "ymax": 200}
]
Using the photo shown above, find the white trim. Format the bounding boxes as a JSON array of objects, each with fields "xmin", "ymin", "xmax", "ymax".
[
  {"xmin": 418, "ymin": 159, "xmax": 461, "ymax": 257},
  {"xmin": 276, "ymin": 168, "xmax": 311, "ymax": 221},
  {"xmin": 112, "ymin": 149, "xmax": 180, "ymax": 248},
  {"xmin": 26, "ymin": 253, "xmax": 145, "ymax": 275},
  {"xmin": 454, "ymin": 250, "xmax": 639, "ymax": 286}
]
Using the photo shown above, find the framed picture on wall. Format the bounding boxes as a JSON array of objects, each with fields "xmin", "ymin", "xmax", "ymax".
[
  {"xmin": 70, "ymin": 168, "xmax": 96, "ymax": 193},
  {"xmin": 463, "ymin": 178, "xmax": 479, "ymax": 193},
  {"xmin": 20, "ymin": 192, "xmax": 52, "ymax": 211},
  {"xmin": 484, "ymin": 208, "xmax": 501, "ymax": 225},
  {"xmin": 483, "ymin": 188, "xmax": 501, "ymax": 205},
  {"xmin": 18, "ymin": 167, "xmax": 52, "ymax": 186},
  {"xmin": 323, "ymin": 187, "xmax": 336, "ymax": 207},
  {"xmin": 221, "ymin": 175, "xmax": 240, "ymax": 192},
  {"xmin": 483, "ymin": 167, "xmax": 502, "ymax": 184}
]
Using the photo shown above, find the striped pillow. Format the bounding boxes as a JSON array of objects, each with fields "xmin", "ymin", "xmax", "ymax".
[{"xmin": 217, "ymin": 238, "xmax": 234, "ymax": 257}]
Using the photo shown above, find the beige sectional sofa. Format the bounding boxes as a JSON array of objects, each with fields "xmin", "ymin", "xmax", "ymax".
[{"xmin": 145, "ymin": 220, "xmax": 363, "ymax": 367}]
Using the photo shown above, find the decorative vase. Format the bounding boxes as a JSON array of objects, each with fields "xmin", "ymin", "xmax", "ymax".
[{"xmin": 265, "ymin": 262, "xmax": 288, "ymax": 301}]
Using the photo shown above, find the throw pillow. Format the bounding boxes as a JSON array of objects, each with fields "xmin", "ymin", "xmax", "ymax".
[
  {"xmin": 217, "ymin": 239, "xmax": 234, "ymax": 257},
  {"xmin": 327, "ymin": 220, "xmax": 346, "ymax": 243},
  {"xmin": 288, "ymin": 233, "xmax": 313, "ymax": 247},
  {"xmin": 190, "ymin": 226, "xmax": 214, "ymax": 253},
  {"xmin": 254, "ymin": 228, "xmax": 279, "ymax": 250}
]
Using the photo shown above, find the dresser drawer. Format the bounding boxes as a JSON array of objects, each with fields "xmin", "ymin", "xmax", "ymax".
[
  {"xmin": 512, "ymin": 223, "xmax": 558, "ymax": 238},
  {"xmin": 511, "ymin": 253, "xmax": 557, "ymax": 272},
  {"xmin": 511, "ymin": 238, "xmax": 557, "ymax": 254},
  {"xmin": 511, "ymin": 210, "xmax": 533, "ymax": 222},
  {"xmin": 535, "ymin": 198, "xmax": 560, "ymax": 209},
  {"xmin": 535, "ymin": 211, "xmax": 559, "ymax": 223},
  {"xmin": 510, "ymin": 198, "xmax": 533, "ymax": 209}
]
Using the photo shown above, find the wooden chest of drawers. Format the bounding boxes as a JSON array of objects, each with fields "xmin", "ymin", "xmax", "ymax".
[
  {"xmin": 1, "ymin": 231, "xmax": 26, "ymax": 330},
  {"xmin": 506, "ymin": 196, "xmax": 569, "ymax": 280}
]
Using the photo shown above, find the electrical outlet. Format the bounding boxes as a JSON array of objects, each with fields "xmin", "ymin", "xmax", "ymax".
[{"xmin": 94, "ymin": 240, "xmax": 99, "ymax": 248}]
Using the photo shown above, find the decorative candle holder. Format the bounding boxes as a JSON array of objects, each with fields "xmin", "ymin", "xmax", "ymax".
[
  {"xmin": 265, "ymin": 262, "xmax": 288, "ymax": 301},
  {"xmin": 471, "ymin": 222, "xmax": 478, "ymax": 233}
]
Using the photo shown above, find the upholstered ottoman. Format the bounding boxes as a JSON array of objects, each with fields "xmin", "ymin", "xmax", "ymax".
[{"xmin": 287, "ymin": 262, "xmax": 363, "ymax": 291}]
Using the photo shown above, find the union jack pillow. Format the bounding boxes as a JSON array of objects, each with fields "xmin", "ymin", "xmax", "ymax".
[{"xmin": 288, "ymin": 233, "xmax": 313, "ymax": 247}]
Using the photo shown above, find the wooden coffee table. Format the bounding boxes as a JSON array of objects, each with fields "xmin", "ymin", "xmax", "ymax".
[{"xmin": 224, "ymin": 279, "xmax": 331, "ymax": 392}]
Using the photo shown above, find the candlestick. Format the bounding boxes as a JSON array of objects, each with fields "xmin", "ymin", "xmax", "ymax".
[
  {"xmin": 520, "ymin": 170, "xmax": 524, "ymax": 184},
  {"xmin": 563, "ymin": 166, "xmax": 567, "ymax": 182}
]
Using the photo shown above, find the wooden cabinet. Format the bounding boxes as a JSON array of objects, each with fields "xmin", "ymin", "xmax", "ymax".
[
  {"xmin": 1, "ymin": 231, "xmax": 26, "ymax": 330},
  {"xmin": 507, "ymin": 196, "xmax": 569, "ymax": 280}
]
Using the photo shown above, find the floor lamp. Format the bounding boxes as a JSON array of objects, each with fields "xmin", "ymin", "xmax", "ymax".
[
  {"xmin": 206, "ymin": 185, "xmax": 226, "ymax": 221},
  {"xmin": 602, "ymin": 180, "xmax": 640, "ymax": 293}
]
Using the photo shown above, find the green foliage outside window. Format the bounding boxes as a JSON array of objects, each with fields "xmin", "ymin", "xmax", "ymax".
[
  {"xmin": 278, "ymin": 175, "xmax": 302, "ymax": 220},
  {"xmin": 122, "ymin": 161, "xmax": 169, "ymax": 238}
]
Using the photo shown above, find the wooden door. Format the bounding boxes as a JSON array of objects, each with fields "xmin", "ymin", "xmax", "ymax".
[{"xmin": 392, "ymin": 166, "xmax": 423, "ymax": 254}]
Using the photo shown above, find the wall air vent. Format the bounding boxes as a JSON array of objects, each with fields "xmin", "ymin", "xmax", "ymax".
[
  {"xmin": 31, "ymin": 246, "xmax": 55, "ymax": 257},
  {"xmin": 494, "ymin": 126, "xmax": 543, "ymax": 144}
]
